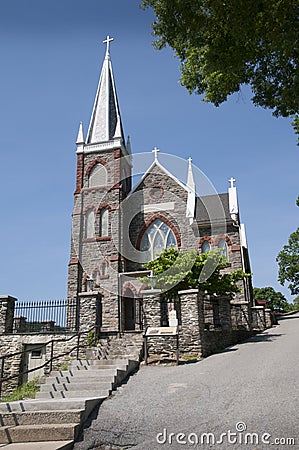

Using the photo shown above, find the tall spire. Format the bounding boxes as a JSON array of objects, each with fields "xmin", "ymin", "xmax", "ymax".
[
  {"xmin": 186, "ymin": 157, "xmax": 196, "ymax": 223},
  {"xmin": 86, "ymin": 36, "xmax": 125, "ymax": 147},
  {"xmin": 186, "ymin": 157, "xmax": 196, "ymax": 193}
]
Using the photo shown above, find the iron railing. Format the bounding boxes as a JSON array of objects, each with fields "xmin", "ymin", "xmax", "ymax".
[
  {"xmin": 0, "ymin": 326, "xmax": 97, "ymax": 399},
  {"xmin": 13, "ymin": 298, "xmax": 78, "ymax": 333}
]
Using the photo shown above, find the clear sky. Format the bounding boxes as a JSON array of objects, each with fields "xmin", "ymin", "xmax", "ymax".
[{"xmin": 0, "ymin": 0, "xmax": 298, "ymax": 302}]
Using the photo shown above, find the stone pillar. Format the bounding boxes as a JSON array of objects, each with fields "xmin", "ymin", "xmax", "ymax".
[
  {"xmin": 141, "ymin": 289, "xmax": 161, "ymax": 329},
  {"xmin": 265, "ymin": 308, "xmax": 273, "ymax": 328},
  {"xmin": 251, "ymin": 306, "xmax": 266, "ymax": 330},
  {"xmin": 218, "ymin": 297, "xmax": 232, "ymax": 330},
  {"xmin": 13, "ymin": 316, "xmax": 27, "ymax": 333},
  {"xmin": 78, "ymin": 292, "xmax": 102, "ymax": 333},
  {"xmin": 179, "ymin": 289, "xmax": 203, "ymax": 354},
  {"xmin": 231, "ymin": 301, "xmax": 251, "ymax": 330},
  {"xmin": 0, "ymin": 296, "xmax": 17, "ymax": 333}
]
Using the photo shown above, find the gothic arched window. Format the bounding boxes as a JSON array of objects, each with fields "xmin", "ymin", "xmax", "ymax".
[
  {"xmin": 140, "ymin": 218, "xmax": 177, "ymax": 261},
  {"xmin": 201, "ymin": 240, "xmax": 211, "ymax": 253},
  {"xmin": 99, "ymin": 208, "xmax": 109, "ymax": 236},
  {"xmin": 218, "ymin": 238, "xmax": 228, "ymax": 260},
  {"xmin": 85, "ymin": 209, "xmax": 95, "ymax": 238},
  {"xmin": 88, "ymin": 163, "xmax": 107, "ymax": 187}
]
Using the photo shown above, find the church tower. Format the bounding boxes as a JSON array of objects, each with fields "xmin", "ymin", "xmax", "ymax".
[{"xmin": 67, "ymin": 37, "xmax": 131, "ymax": 332}]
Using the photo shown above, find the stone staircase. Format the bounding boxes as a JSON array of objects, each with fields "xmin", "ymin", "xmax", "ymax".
[
  {"xmin": 89, "ymin": 331, "xmax": 144, "ymax": 361},
  {"xmin": 0, "ymin": 358, "xmax": 138, "ymax": 449}
]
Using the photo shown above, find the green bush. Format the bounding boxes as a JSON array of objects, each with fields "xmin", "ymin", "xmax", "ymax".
[{"xmin": 1, "ymin": 376, "xmax": 40, "ymax": 402}]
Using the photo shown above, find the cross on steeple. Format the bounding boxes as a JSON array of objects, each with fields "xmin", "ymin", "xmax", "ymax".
[
  {"xmin": 229, "ymin": 177, "xmax": 236, "ymax": 188},
  {"xmin": 152, "ymin": 146, "xmax": 160, "ymax": 161},
  {"xmin": 103, "ymin": 35, "xmax": 114, "ymax": 55}
]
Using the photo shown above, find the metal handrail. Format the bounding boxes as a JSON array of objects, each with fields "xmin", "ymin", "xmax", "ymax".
[{"xmin": 0, "ymin": 326, "xmax": 97, "ymax": 399}]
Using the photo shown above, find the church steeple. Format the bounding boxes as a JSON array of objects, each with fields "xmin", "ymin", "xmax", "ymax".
[
  {"xmin": 186, "ymin": 157, "xmax": 196, "ymax": 223},
  {"xmin": 85, "ymin": 36, "xmax": 126, "ymax": 150}
]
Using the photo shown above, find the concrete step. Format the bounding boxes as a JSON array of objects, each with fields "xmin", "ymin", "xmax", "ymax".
[
  {"xmin": 0, "ymin": 397, "xmax": 102, "ymax": 414},
  {"xmin": 46, "ymin": 374, "xmax": 114, "ymax": 384},
  {"xmin": 40, "ymin": 381, "xmax": 112, "ymax": 392},
  {"xmin": 50, "ymin": 368, "xmax": 121, "ymax": 377},
  {"xmin": 70, "ymin": 363, "xmax": 128, "ymax": 371},
  {"xmin": 0, "ymin": 441, "xmax": 74, "ymax": 450},
  {"xmin": 0, "ymin": 423, "xmax": 80, "ymax": 443},
  {"xmin": 70, "ymin": 358, "xmax": 129, "ymax": 366},
  {"xmin": 35, "ymin": 389, "xmax": 110, "ymax": 399},
  {"xmin": 0, "ymin": 409, "xmax": 84, "ymax": 426}
]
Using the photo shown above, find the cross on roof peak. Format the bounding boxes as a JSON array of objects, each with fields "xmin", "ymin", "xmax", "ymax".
[
  {"xmin": 103, "ymin": 35, "xmax": 114, "ymax": 55},
  {"xmin": 152, "ymin": 146, "xmax": 160, "ymax": 161},
  {"xmin": 229, "ymin": 177, "xmax": 236, "ymax": 188}
]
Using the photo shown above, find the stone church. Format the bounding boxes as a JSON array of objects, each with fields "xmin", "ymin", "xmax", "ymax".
[{"xmin": 67, "ymin": 37, "xmax": 253, "ymax": 339}]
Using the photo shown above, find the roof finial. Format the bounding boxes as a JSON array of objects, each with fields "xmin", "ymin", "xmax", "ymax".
[
  {"xmin": 152, "ymin": 146, "xmax": 160, "ymax": 161},
  {"xmin": 103, "ymin": 35, "xmax": 114, "ymax": 57},
  {"xmin": 229, "ymin": 177, "xmax": 236, "ymax": 188}
]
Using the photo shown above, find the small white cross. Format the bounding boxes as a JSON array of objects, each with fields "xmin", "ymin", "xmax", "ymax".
[
  {"xmin": 152, "ymin": 146, "xmax": 160, "ymax": 161},
  {"xmin": 229, "ymin": 177, "xmax": 236, "ymax": 188},
  {"xmin": 188, "ymin": 157, "xmax": 192, "ymax": 164},
  {"xmin": 103, "ymin": 35, "xmax": 114, "ymax": 54}
]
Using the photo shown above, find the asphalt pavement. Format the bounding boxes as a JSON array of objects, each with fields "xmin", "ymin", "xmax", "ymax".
[{"xmin": 74, "ymin": 313, "xmax": 299, "ymax": 450}]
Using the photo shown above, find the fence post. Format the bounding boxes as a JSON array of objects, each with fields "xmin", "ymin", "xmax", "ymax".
[
  {"xmin": 49, "ymin": 341, "xmax": 54, "ymax": 372},
  {"xmin": 0, "ymin": 357, "xmax": 5, "ymax": 399},
  {"xmin": 76, "ymin": 333, "xmax": 80, "ymax": 360}
]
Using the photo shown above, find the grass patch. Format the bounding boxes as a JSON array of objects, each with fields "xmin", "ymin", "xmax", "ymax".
[
  {"xmin": 1, "ymin": 376, "xmax": 40, "ymax": 402},
  {"xmin": 59, "ymin": 363, "xmax": 68, "ymax": 371}
]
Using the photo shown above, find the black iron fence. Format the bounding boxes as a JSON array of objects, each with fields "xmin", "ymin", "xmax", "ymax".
[{"xmin": 13, "ymin": 298, "xmax": 78, "ymax": 333}]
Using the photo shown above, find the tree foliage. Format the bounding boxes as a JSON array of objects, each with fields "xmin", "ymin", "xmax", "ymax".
[
  {"xmin": 141, "ymin": 0, "xmax": 299, "ymax": 136},
  {"xmin": 141, "ymin": 247, "xmax": 247, "ymax": 300},
  {"xmin": 253, "ymin": 286, "xmax": 289, "ymax": 312},
  {"xmin": 277, "ymin": 228, "xmax": 299, "ymax": 295}
]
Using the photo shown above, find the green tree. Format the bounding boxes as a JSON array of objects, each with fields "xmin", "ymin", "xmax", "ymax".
[
  {"xmin": 277, "ymin": 228, "xmax": 299, "ymax": 295},
  {"xmin": 141, "ymin": 247, "xmax": 248, "ymax": 300},
  {"xmin": 141, "ymin": 0, "xmax": 299, "ymax": 140},
  {"xmin": 253, "ymin": 286, "xmax": 289, "ymax": 312},
  {"xmin": 293, "ymin": 295, "xmax": 299, "ymax": 310}
]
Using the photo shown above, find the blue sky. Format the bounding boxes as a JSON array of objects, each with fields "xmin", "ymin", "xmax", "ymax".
[{"xmin": 0, "ymin": 0, "xmax": 298, "ymax": 301}]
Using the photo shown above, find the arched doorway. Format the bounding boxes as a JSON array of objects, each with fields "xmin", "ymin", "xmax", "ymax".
[{"xmin": 123, "ymin": 288, "xmax": 135, "ymax": 331}]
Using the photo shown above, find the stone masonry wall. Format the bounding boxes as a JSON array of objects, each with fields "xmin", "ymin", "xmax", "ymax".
[{"xmin": 0, "ymin": 332, "xmax": 81, "ymax": 395}]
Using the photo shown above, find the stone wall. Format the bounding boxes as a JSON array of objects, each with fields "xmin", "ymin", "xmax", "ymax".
[
  {"xmin": 142, "ymin": 289, "xmax": 263, "ymax": 359},
  {"xmin": 0, "ymin": 332, "xmax": 81, "ymax": 395},
  {"xmin": 201, "ymin": 329, "xmax": 255, "ymax": 357},
  {"xmin": 251, "ymin": 306, "xmax": 266, "ymax": 330}
]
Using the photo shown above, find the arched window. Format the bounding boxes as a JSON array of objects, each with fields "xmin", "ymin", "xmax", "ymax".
[
  {"xmin": 100, "ymin": 261, "xmax": 108, "ymax": 276},
  {"xmin": 140, "ymin": 218, "xmax": 177, "ymax": 261},
  {"xmin": 88, "ymin": 163, "xmax": 107, "ymax": 187},
  {"xmin": 99, "ymin": 208, "xmax": 109, "ymax": 236},
  {"xmin": 201, "ymin": 240, "xmax": 211, "ymax": 253},
  {"xmin": 218, "ymin": 239, "xmax": 228, "ymax": 260},
  {"xmin": 85, "ymin": 209, "xmax": 95, "ymax": 238}
]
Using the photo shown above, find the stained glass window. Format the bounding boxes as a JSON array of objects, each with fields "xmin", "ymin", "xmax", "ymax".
[
  {"xmin": 218, "ymin": 239, "xmax": 228, "ymax": 260},
  {"xmin": 99, "ymin": 208, "xmax": 109, "ymax": 236},
  {"xmin": 85, "ymin": 209, "xmax": 95, "ymax": 238},
  {"xmin": 140, "ymin": 219, "xmax": 177, "ymax": 260},
  {"xmin": 201, "ymin": 240, "xmax": 211, "ymax": 253},
  {"xmin": 88, "ymin": 163, "xmax": 107, "ymax": 187}
]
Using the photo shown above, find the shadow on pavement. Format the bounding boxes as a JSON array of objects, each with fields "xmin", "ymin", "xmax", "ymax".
[{"xmin": 247, "ymin": 333, "xmax": 284, "ymax": 343}]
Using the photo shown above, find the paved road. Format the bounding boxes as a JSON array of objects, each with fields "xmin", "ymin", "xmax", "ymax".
[{"xmin": 74, "ymin": 314, "xmax": 299, "ymax": 450}]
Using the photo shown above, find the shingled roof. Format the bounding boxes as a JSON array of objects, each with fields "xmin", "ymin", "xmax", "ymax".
[{"xmin": 195, "ymin": 193, "xmax": 232, "ymax": 225}]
